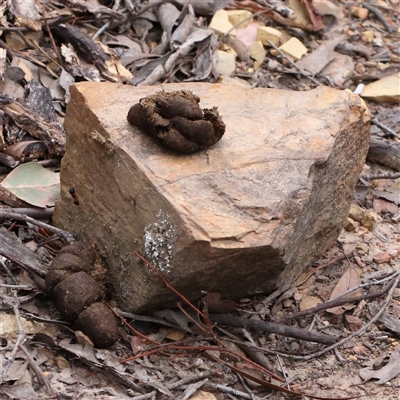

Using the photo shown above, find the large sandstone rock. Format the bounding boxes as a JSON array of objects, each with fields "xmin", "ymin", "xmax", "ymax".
[{"xmin": 54, "ymin": 82, "xmax": 370, "ymax": 312}]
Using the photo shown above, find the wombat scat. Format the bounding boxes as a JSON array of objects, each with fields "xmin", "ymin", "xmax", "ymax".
[{"xmin": 127, "ymin": 90, "xmax": 226, "ymax": 154}]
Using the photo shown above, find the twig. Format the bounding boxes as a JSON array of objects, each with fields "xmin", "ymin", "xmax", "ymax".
[
  {"xmin": 19, "ymin": 343, "xmax": 54, "ymax": 393},
  {"xmin": 275, "ymin": 271, "xmax": 400, "ymax": 323},
  {"xmin": 0, "ymin": 211, "xmax": 74, "ymax": 243},
  {"xmin": 362, "ymin": 172, "xmax": 400, "ymax": 180},
  {"xmin": 209, "ymin": 313, "xmax": 336, "ymax": 344},
  {"xmin": 0, "ymin": 206, "xmax": 54, "ymax": 220},
  {"xmin": 359, "ymin": 3, "xmax": 397, "ymax": 33},
  {"xmin": 220, "ymin": 9, "xmax": 272, "ymax": 42},
  {"xmin": 259, "ymin": 282, "xmax": 292, "ymax": 308},
  {"xmin": 371, "ymin": 118, "xmax": 400, "ymax": 139},
  {"xmin": 130, "ymin": 392, "xmax": 157, "ymax": 400},
  {"xmin": 236, "ymin": 373, "xmax": 257, "ymax": 400},
  {"xmin": 296, "ymin": 271, "xmax": 400, "ymax": 361},
  {"xmin": 266, "ymin": 39, "xmax": 321, "ymax": 86},
  {"xmin": 0, "ymin": 294, "xmax": 26, "ymax": 384},
  {"xmin": 116, "ymin": 309, "xmax": 189, "ymax": 330},
  {"xmin": 0, "ymin": 258, "xmax": 19, "ymax": 284},
  {"xmin": 295, "ymin": 255, "xmax": 346, "ymax": 286},
  {"xmin": 204, "ymin": 382, "xmax": 264, "ymax": 400}
]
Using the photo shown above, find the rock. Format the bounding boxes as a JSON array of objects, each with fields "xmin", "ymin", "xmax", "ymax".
[
  {"xmin": 216, "ymin": 50, "xmax": 236, "ymax": 75},
  {"xmin": 236, "ymin": 22, "xmax": 262, "ymax": 46},
  {"xmin": 227, "ymin": 10, "xmax": 253, "ymax": 29},
  {"xmin": 373, "ymin": 253, "xmax": 392, "ymax": 264},
  {"xmin": 361, "ymin": 72, "xmax": 400, "ymax": 103},
  {"xmin": 361, "ymin": 30, "xmax": 374, "ymax": 43},
  {"xmin": 188, "ymin": 391, "xmax": 217, "ymax": 400},
  {"xmin": 361, "ymin": 212, "xmax": 377, "ymax": 231},
  {"xmin": 349, "ymin": 203, "xmax": 365, "ymax": 222},
  {"xmin": 373, "ymin": 198, "xmax": 399, "ymax": 215},
  {"xmin": 350, "ymin": 6, "xmax": 369, "ymax": 19},
  {"xmin": 209, "ymin": 9, "xmax": 235, "ymax": 37},
  {"xmin": 344, "ymin": 217, "xmax": 357, "ymax": 232},
  {"xmin": 54, "ymin": 82, "xmax": 370, "ymax": 312},
  {"xmin": 256, "ymin": 26, "xmax": 282, "ymax": 47},
  {"xmin": 247, "ymin": 40, "xmax": 266, "ymax": 66},
  {"xmin": 74, "ymin": 302, "xmax": 119, "ymax": 348},
  {"xmin": 344, "ymin": 314, "xmax": 363, "ymax": 331},
  {"xmin": 277, "ymin": 37, "xmax": 308, "ymax": 61}
]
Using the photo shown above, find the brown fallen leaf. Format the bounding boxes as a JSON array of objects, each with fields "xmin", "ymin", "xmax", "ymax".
[
  {"xmin": 326, "ymin": 264, "xmax": 362, "ymax": 315},
  {"xmin": 359, "ymin": 347, "xmax": 400, "ymax": 384}
]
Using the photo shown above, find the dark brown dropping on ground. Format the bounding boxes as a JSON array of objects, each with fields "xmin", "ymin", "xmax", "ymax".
[
  {"xmin": 127, "ymin": 90, "xmax": 226, "ymax": 154},
  {"xmin": 46, "ymin": 244, "xmax": 119, "ymax": 348}
]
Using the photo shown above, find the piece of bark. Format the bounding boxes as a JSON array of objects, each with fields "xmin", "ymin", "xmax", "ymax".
[
  {"xmin": 208, "ymin": 313, "xmax": 337, "ymax": 345},
  {"xmin": 0, "ymin": 227, "xmax": 47, "ymax": 289},
  {"xmin": 367, "ymin": 136, "xmax": 400, "ymax": 171},
  {"xmin": 0, "ymin": 95, "xmax": 65, "ymax": 156},
  {"xmin": 54, "ymin": 82, "xmax": 370, "ymax": 312}
]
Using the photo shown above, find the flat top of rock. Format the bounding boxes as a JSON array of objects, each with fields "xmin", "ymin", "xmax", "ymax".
[{"xmin": 73, "ymin": 82, "xmax": 358, "ymax": 246}]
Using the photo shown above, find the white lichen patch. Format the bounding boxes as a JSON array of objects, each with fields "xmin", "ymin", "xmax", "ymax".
[{"xmin": 143, "ymin": 210, "xmax": 179, "ymax": 273}]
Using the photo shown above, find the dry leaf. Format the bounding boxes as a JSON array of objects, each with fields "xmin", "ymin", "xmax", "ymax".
[{"xmin": 326, "ymin": 264, "xmax": 362, "ymax": 315}]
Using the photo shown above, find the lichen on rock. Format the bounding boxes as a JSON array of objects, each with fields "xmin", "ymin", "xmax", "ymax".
[{"xmin": 143, "ymin": 210, "xmax": 179, "ymax": 272}]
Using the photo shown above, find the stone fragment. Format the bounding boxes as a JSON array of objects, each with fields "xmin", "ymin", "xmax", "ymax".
[
  {"xmin": 361, "ymin": 30, "xmax": 374, "ymax": 43},
  {"xmin": 373, "ymin": 198, "xmax": 399, "ymax": 215},
  {"xmin": 75, "ymin": 330, "xmax": 94, "ymax": 347},
  {"xmin": 350, "ymin": 6, "xmax": 369, "ymax": 19},
  {"xmin": 278, "ymin": 37, "xmax": 308, "ymax": 61},
  {"xmin": 299, "ymin": 295, "xmax": 322, "ymax": 311},
  {"xmin": 344, "ymin": 218, "xmax": 357, "ymax": 232},
  {"xmin": 209, "ymin": 9, "xmax": 235, "ymax": 37},
  {"xmin": 256, "ymin": 26, "xmax": 282, "ymax": 46},
  {"xmin": 188, "ymin": 391, "xmax": 217, "ymax": 400},
  {"xmin": 236, "ymin": 22, "xmax": 262, "ymax": 46},
  {"xmin": 344, "ymin": 314, "xmax": 363, "ymax": 331},
  {"xmin": 54, "ymin": 82, "xmax": 370, "ymax": 312},
  {"xmin": 373, "ymin": 253, "xmax": 392, "ymax": 264},
  {"xmin": 361, "ymin": 212, "xmax": 377, "ymax": 231},
  {"xmin": 227, "ymin": 10, "xmax": 253, "ymax": 29},
  {"xmin": 361, "ymin": 72, "xmax": 400, "ymax": 103},
  {"xmin": 349, "ymin": 203, "xmax": 365, "ymax": 221},
  {"xmin": 355, "ymin": 63, "xmax": 366, "ymax": 74},
  {"xmin": 247, "ymin": 40, "xmax": 266, "ymax": 66},
  {"xmin": 216, "ymin": 50, "xmax": 236, "ymax": 75}
]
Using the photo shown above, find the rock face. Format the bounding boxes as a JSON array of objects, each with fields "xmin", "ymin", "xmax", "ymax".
[{"xmin": 54, "ymin": 82, "xmax": 370, "ymax": 312}]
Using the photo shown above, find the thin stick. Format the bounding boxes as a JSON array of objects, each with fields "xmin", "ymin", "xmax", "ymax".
[
  {"xmin": 19, "ymin": 343, "xmax": 54, "ymax": 393},
  {"xmin": 359, "ymin": 3, "xmax": 397, "ymax": 32},
  {"xmin": 371, "ymin": 118, "xmax": 400, "ymax": 139},
  {"xmin": 0, "ymin": 294, "xmax": 26, "ymax": 384},
  {"xmin": 276, "ymin": 271, "xmax": 399, "ymax": 323},
  {"xmin": 266, "ymin": 39, "xmax": 321, "ymax": 86},
  {"xmin": 298, "ymin": 272, "xmax": 400, "ymax": 361},
  {"xmin": 0, "ymin": 211, "xmax": 75, "ymax": 243},
  {"xmin": 362, "ymin": 172, "xmax": 400, "ymax": 180}
]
